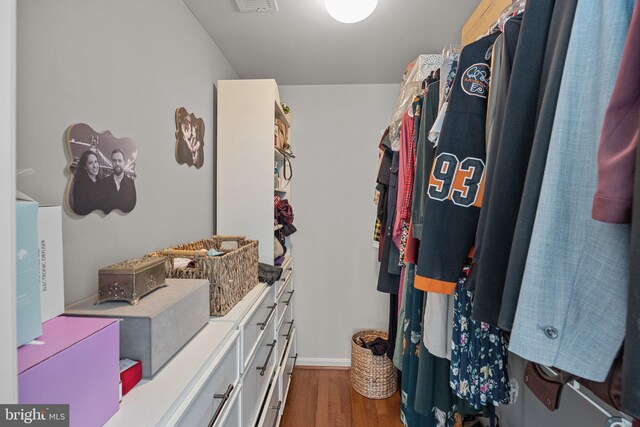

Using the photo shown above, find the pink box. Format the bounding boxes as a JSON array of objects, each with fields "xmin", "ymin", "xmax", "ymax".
[{"xmin": 18, "ymin": 316, "xmax": 120, "ymax": 427}]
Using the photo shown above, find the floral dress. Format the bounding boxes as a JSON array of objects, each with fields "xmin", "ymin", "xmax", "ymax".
[
  {"xmin": 401, "ymin": 266, "xmax": 480, "ymax": 427},
  {"xmin": 450, "ymin": 276, "xmax": 510, "ymax": 409}
]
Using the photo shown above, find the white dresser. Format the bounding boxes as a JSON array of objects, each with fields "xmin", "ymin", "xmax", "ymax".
[{"xmin": 106, "ymin": 257, "xmax": 296, "ymax": 427}]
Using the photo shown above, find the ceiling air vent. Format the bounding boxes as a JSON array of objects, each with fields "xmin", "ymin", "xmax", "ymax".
[{"xmin": 234, "ymin": 0, "xmax": 278, "ymax": 13}]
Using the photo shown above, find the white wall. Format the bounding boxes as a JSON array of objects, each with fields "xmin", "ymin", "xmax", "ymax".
[
  {"xmin": 16, "ymin": 0, "xmax": 238, "ymax": 305},
  {"xmin": 280, "ymin": 84, "xmax": 399, "ymax": 364},
  {"xmin": 0, "ymin": 0, "xmax": 18, "ymax": 403}
]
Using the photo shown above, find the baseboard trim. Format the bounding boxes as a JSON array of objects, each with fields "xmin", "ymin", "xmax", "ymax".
[
  {"xmin": 296, "ymin": 357, "xmax": 351, "ymax": 368},
  {"xmin": 295, "ymin": 365, "xmax": 351, "ymax": 371}
]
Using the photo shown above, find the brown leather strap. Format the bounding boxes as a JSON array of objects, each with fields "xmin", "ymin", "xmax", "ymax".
[{"xmin": 524, "ymin": 362, "xmax": 563, "ymax": 411}]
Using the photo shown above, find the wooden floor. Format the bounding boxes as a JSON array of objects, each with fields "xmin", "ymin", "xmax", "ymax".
[{"xmin": 280, "ymin": 367, "xmax": 404, "ymax": 427}]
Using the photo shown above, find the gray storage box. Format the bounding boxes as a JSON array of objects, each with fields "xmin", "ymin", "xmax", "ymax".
[{"xmin": 65, "ymin": 279, "xmax": 209, "ymax": 378}]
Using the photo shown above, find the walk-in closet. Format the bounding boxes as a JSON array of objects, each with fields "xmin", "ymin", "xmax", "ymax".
[{"xmin": 2, "ymin": 0, "xmax": 639, "ymax": 426}]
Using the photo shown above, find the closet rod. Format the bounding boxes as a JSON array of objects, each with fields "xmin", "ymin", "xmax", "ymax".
[{"xmin": 541, "ymin": 366, "xmax": 632, "ymax": 426}]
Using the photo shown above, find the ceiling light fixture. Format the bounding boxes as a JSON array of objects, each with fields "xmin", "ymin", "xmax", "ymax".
[{"xmin": 325, "ymin": 0, "xmax": 378, "ymax": 24}]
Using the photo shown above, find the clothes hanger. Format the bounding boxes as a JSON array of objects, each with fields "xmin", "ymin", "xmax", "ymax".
[
  {"xmin": 482, "ymin": 0, "xmax": 526, "ymax": 37},
  {"xmin": 441, "ymin": 44, "xmax": 461, "ymax": 62},
  {"xmin": 498, "ymin": 0, "xmax": 526, "ymax": 31}
]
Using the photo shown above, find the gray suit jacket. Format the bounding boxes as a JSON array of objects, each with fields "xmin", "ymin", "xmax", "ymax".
[{"xmin": 508, "ymin": 0, "xmax": 634, "ymax": 382}]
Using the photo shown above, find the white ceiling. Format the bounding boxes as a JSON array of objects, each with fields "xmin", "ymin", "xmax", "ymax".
[{"xmin": 184, "ymin": 0, "xmax": 481, "ymax": 85}]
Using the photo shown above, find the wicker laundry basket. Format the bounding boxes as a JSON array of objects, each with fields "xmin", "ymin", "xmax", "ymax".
[
  {"xmin": 351, "ymin": 329, "xmax": 397, "ymax": 399},
  {"xmin": 155, "ymin": 235, "xmax": 258, "ymax": 316}
]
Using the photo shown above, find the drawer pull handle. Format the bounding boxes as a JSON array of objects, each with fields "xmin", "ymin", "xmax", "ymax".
[
  {"xmin": 284, "ymin": 290, "xmax": 295, "ymax": 305},
  {"xmin": 257, "ymin": 340, "xmax": 277, "ymax": 376},
  {"xmin": 208, "ymin": 384, "xmax": 234, "ymax": 427},
  {"xmin": 258, "ymin": 304, "xmax": 278, "ymax": 331},
  {"xmin": 289, "ymin": 353, "xmax": 298, "ymax": 377},
  {"xmin": 270, "ymin": 401, "xmax": 283, "ymax": 427},
  {"xmin": 282, "ymin": 320, "xmax": 295, "ymax": 340}
]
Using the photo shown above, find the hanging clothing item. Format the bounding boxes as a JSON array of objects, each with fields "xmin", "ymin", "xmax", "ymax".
[
  {"xmin": 401, "ymin": 265, "xmax": 480, "ymax": 427},
  {"xmin": 376, "ymin": 130, "xmax": 393, "ymax": 261},
  {"xmin": 377, "ymin": 151, "xmax": 402, "ymax": 294},
  {"xmin": 471, "ymin": 0, "xmax": 555, "ymax": 326},
  {"xmin": 467, "ymin": 16, "xmax": 522, "ymax": 295},
  {"xmin": 400, "ymin": 265, "xmax": 432, "ymax": 427},
  {"xmin": 394, "ymin": 107, "xmax": 419, "ymax": 265},
  {"xmin": 588, "ymin": 1, "xmax": 640, "ymax": 415},
  {"xmin": 413, "ymin": 82, "xmax": 440, "ymax": 239},
  {"xmin": 395, "ymin": 110, "xmax": 418, "ymax": 238},
  {"xmin": 484, "ymin": 33, "xmax": 504, "ymax": 150},
  {"xmin": 394, "ymin": 265, "xmax": 411, "ymax": 369},
  {"xmin": 412, "ymin": 82, "xmax": 453, "ymax": 361},
  {"xmin": 389, "ymin": 55, "xmax": 443, "ymax": 152},
  {"xmin": 429, "ymin": 62, "xmax": 459, "ymax": 146},
  {"xmin": 395, "ymin": 222, "xmax": 421, "ymax": 368},
  {"xmin": 450, "ymin": 276, "xmax": 510, "ymax": 409},
  {"xmin": 423, "ymin": 292, "xmax": 454, "ymax": 360},
  {"xmin": 508, "ymin": 0, "xmax": 635, "ymax": 382},
  {"xmin": 627, "ymin": 113, "xmax": 640, "ymax": 419},
  {"xmin": 415, "ymin": 32, "xmax": 499, "ymax": 295},
  {"xmin": 388, "ymin": 293, "xmax": 399, "ymax": 360},
  {"xmin": 413, "ymin": 346, "xmax": 455, "ymax": 418},
  {"xmin": 498, "ymin": 0, "xmax": 580, "ymax": 331},
  {"xmin": 592, "ymin": 2, "xmax": 640, "ymax": 224}
]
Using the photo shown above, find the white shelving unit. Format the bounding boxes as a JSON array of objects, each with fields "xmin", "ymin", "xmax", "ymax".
[
  {"xmin": 217, "ymin": 79, "xmax": 292, "ymax": 263},
  {"xmin": 217, "ymin": 79, "xmax": 296, "ymax": 427}
]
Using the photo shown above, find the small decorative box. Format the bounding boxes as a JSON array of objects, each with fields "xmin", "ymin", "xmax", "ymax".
[{"xmin": 97, "ymin": 256, "xmax": 166, "ymax": 305}]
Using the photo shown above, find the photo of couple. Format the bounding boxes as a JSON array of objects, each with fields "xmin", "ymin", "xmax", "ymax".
[
  {"xmin": 175, "ymin": 107, "xmax": 205, "ymax": 168},
  {"xmin": 66, "ymin": 124, "xmax": 137, "ymax": 216}
]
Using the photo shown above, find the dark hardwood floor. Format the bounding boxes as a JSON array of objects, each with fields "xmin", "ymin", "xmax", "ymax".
[{"xmin": 280, "ymin": 367, "xmax": 404, "ymax": 427}]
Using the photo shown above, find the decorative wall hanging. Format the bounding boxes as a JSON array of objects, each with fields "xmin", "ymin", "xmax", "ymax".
[
  {"xmin": 65, "ymin": 123, "xmax": 137, "ymax": 216},
  {"xmin": 175, "ymin": 107, "xmax": 205, "ymax": 169}
]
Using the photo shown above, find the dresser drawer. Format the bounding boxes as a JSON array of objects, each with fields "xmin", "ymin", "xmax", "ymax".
[
  {"xmin": 276, "ymin": 277, "xmax": 293, "ymax": 328},
  {"xmin": 175, "ymin": 332, "xmax": 240, "ymax": 427},
  {"xmin": 279, "ymin": 328, "xmax": 297, "ymax": 410},
  {"xmin": 242, "ymin": 286, "xmax": 276, "ymax": 371},
  {"xmin": 277, "ymin": 316, "xmax": 294, "ymax": 366},
  {"xmin": 275, "ymin": 264, "xmax": 293, "ymax": 301},
  {"xmin": 215, "ymin": 383, "xmax": 242, "ymax": 427},
  {"xmin": 257, "ymin": 368, "xmax": 282, "ymax": 427},
  {"xmin": 241, "ymin": 319, "xmax": 278, "ymax": 426}
]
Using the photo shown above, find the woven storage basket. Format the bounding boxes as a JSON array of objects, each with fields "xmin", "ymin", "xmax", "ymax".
[
  {"xmin": 351, "ymin": 329, "xmax": 397, "ymax": 399},
  {"xmin": 156, "ymin": 235, "xmax": 258, "ymax": 316}
]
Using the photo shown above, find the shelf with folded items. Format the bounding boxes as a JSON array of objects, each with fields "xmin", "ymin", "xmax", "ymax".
[{"xmin": 274, "ymin": 100, "xmax": 290, "ymax": 128}]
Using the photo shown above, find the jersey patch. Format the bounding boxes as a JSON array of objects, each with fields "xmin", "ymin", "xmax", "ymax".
[
  {"xmin": 427, "ymin": 152, "xmax": 485, "ymax": 208},
  {"xmin": 461, "ymin": 63, "xmax": 491, "ymax": 98}
]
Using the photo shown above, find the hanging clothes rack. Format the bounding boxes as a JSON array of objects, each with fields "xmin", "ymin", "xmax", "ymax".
[{"xmin": 540, "ymin": 366, "xmax": 633, "ymax": 427}]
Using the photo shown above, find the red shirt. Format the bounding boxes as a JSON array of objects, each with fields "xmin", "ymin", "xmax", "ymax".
[{"xmin": 592, "ymin": 3, "xmax": 640, "ymax": 224}]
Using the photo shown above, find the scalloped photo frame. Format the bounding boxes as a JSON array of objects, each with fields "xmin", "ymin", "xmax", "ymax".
[
  {"xmin": 175, "ymin": 107, "xmax": 205, "ymax": 169},
  {"xmin": 65, "ymin": 123, "xmax": 138, "ymax": 216}
]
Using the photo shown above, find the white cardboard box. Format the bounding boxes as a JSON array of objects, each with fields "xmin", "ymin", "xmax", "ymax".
[{"xmin": 37, "ymin": 206, "xmax": 64, "ymax": 322}]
